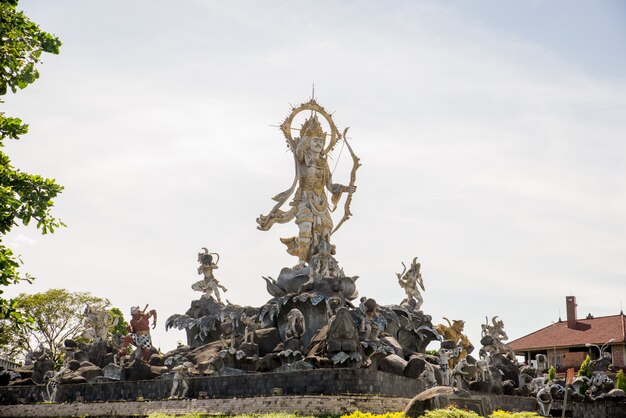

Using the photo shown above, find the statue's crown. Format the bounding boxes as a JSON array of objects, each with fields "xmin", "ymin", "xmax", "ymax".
[{"xmin": 300, "ymin": 114, "xmax": 326, "ymax": 140}]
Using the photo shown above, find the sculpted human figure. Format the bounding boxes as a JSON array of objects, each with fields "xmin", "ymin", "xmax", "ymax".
[
  {"xmin": 170, "ymin": 361, "xmax": 193, "ymax": 399},
  {"xmin": 438, "ymin": 347, "xmax": 453, "ymax": 385},
  {"xmin": 192, "ymin": 248, "xmax": 227, "ymax": 303},
  {"xmin": 282, "ymin": 116, "xmax": 353, "ymax": 268},
  {"xmin": 418, "ymin": 361, "xmax": 438, "ymax": 389},
  {"xmin": 309, "ymin": 238, "xmax": 341, "ymax": 279},
  {"xmin": 219, "ymin": 314, "xmax": 236, "ymax": 349},
  {"xmin": 480, "ymin": 316, "xmax": 517, "ymax": 363},
  {"xmin": 535, "ymin": 354, "xmax": 547, "ymax": 377},
  {"xmin": 286, "ymin": 308, "xmax": 305, "ymax": 339},
  {"xmin": 452, "ymin": 358, "xmax": 470, "ymax": 389},
  {"xmin": 481, "ymin": 316, "xmax": 508, "ymax": 341},
  {"xmin": 359, "ymin": 297, "xmax": 381, "ymax": 340},
  {"xmin": 119, "ymin": 305, "xmax": 157, "ymax": 362},
  {"xmin": 82, "ymin": 303, "xmax": 118, "ymax": 342},
  {"xmin": 43, "ymin": 368, "xmax": 65, "ymax": 403},
  {"xmin": 293, "ymin": 120, "xmax": 352, "ymax": 267},
  {"xmin": 476, "ymin": 358, "xmax": 491, "ymax": 382},
  {"xmin": 257, "ymin": 101, "xmax": 358, "ymax": 269},
  {"xmin": 240, "ymin": 312, "xmax": 256, "ymax": 344},
  {"xmin": 326, "ymin": 296, "xmax": 343, "ymax": 321},
  {"xmin": 537, "ymin": 385, "xmax": 553, "ymax": 417},
  {"xmin": 396, "ymin": 257, "xmax": 425, "ymax": 311}
]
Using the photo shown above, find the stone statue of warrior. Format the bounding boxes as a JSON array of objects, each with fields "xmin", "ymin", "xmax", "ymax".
[
  {"xmin": 119, "ymin": 305, "xmax": 157, "ymax": 362},
  {"xmin": 257, "ymin": 113, "xmax": 355, "ymax": 269}
]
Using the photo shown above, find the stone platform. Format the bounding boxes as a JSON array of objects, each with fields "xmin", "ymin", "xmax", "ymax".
[
  {"xmin": 3, "ymin": 368, "xmax": 624, "ymax": 417},
  {"xmin": 3, "ymin": 393, "xmax": 625, "ymax": 418},
  {"xmin": 0, "ymin": 369, "xmax": 424, "ymax": 405},
  {"xmin": 0, "ymin": 395, "xmax": 412, "ymax": 417}
]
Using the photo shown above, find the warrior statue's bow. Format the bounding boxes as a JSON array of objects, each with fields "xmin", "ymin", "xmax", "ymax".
[{"xmin": 331, "ymin": 127, "xmax": 360, "ymax": 235}]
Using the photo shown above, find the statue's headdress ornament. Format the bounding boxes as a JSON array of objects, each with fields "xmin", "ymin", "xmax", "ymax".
[
  {"xmin": 131, "ymin": 306, "xmax": 141, "ymax": 314},
  {"xmin": 300, "ymin": 114, "xmax": 326, "ymax": 140}
]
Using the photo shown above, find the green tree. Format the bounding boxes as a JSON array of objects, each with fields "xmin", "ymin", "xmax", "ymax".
[
  {"xmin": 575, "ymin": 354, "xmax": 593, "ymax": 394},
  {"xmin": 578, "ymin": 354, "xmax": 592, "ymax": 378},
  {"xmin": 7, "ymin": 289, "xmax": 109, "ymax": 364},
  {"xmin": 616, "ymin": 369, "xmax": 626, "ymax": 391},
  {"xmin": 0, "ymin": 0, "xmax": 64, "ymax": 325},
  {"xmin": 109, "ymin": 307, "xmax": 129, "ymax": 336},
  {"xmin": 547, "ymin": 366, "xmax": 556, "ymax": 381},
  {"xmin": 0, "ymin": 319, "xmax": 23, "ymax": 361}
]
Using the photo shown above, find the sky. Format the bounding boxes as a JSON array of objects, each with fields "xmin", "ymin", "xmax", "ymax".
[{"xmin": 4, "ymin": 0, "xmax": 626, "ymax": 353}]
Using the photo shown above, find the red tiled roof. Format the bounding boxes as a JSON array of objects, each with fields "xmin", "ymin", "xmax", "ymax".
[{"xmin": 509, "ymin": 314, "xmax": 626, "ymax": 351}]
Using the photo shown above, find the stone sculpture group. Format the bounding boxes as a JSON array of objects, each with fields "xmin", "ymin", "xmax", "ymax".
[
  {"xmin": 1, "ymin": 98, "xmax": 624, "ymax": 416},
  {"xmin": 161, "ymin": 99, "xmax": 450, "ymax": 391}
]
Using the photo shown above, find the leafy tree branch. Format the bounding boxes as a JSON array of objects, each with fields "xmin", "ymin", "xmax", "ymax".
[{"xmin": 0, "ymin": 0, "xmax": 64, "ymax": 325}]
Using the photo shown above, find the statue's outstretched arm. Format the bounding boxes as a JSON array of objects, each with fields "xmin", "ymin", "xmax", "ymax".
[{"xmin": 149, "ymin": 310, "xmax": 158, "ymax": 329}]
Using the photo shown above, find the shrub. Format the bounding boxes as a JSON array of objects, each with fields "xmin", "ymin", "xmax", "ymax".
[
  {"xmin": 341, "ymin": 412, "xmax": 404, "ymax": 418},
  {"xmin": 547, "ymin": 366, "xmax": 556, "ymax": 381},
  {"xmin": 490, "ymin": 410, "xmax": 541, "ymax": 417},
  {"xmin": 420, "ymin": 407, "xmax": 481, "ymax": 417},
  {"xmin": 341, "ymin": 408, "xmax": 542, "ymax": 418},
  {"xmin": 616, "ymin": 369, "xmax": 626, "ymax": 391},
  {"xmin": 577, "ymin": 355, "xmax": 592, "ymax": 378}
]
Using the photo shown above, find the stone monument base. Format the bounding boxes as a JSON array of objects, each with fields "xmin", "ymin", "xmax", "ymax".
[
  {"xmin": 0, "ymin": 369, "xmax": 424, "ymax": 405},
  {"xmin": 0, "ymin": 394, "xmax": 412, "ymax": 418}
]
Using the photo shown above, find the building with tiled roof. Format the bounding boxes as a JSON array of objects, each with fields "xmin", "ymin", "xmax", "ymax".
[{"xmin": 508, "ymin": 296, "xmax": 626, "ymax": 371}]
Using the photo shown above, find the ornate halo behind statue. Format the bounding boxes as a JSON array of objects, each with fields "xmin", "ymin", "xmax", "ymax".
[{"xmin": 279, "ymin": 99, "xmax": 340, "ymax": 154}]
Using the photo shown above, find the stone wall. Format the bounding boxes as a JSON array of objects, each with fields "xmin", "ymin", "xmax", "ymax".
[
  {"xmin": 2, "ymin": 369, "xmax": 625, "ymax": 418},
  {"xmin": 472, "ymin": 395, "xmax": 537, "ymax": 415},
  {"xmin": 0, "ymin": 395, "xmax": 411, "ymax": 418},
  {"xmin": 1, "ymin": 393, "xmax": 625, "ymax": 418},
  {"xmin": 0, "ymin": 368, "xmax": 425, "ymax": 405},
  {"xmin": 562, "ymin": 351, "xmax": 587, "ymax": 369},
  {"xmin": 551, "ymin": 399, "xmax": 626, "ymax": 418},
  {"xmin": 442, "ymin": 395, "xmax": 626, "ymax": 418},
  {"xmin": 490, "ymin": 396, "xmax": 626, "ymax": 418}
]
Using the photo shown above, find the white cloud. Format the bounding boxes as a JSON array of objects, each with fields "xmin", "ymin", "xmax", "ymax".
[{"xmin": 6, "ymin": 234, "xmax": 38, "ymax": 248}]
